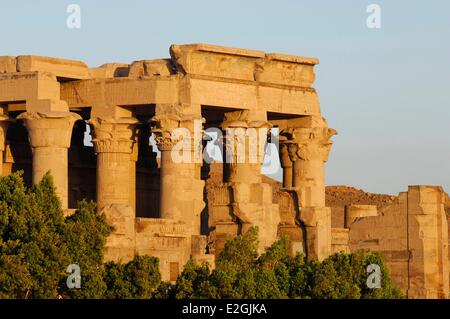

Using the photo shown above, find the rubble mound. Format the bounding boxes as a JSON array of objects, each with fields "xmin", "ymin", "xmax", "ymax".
[
  {"xmin": 326, "ymin": 185, "xmax": 396, "ymax": 228},
  {"xmin": 325, "ymin": 185, "xmax": 396, "ymax": 209},
  {"xmin": 261, "ymin": 176, "xmax": 397, "ymax": 228}
]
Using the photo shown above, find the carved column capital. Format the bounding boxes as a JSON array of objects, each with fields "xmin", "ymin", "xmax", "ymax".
[
  {"xmin": 221, "ymin": 109, "xmax": 272, "ymax": 131},
  {"xmin": 149, "ymin": 113, "xmax": 204, "ymax": 152},
  {"xmin": 284, "ymin": 126, "xmax": 337, "ymax": 162},
  {"xmin": 221, "ymin": 110, "xmax": 272, "ymax": 165},
  {"xmin": 88, "ymin": 117, "xmax": 139, "ymax": 153},
  {"xmin": 17, "ymin": 111, "xmax": 81, "ymax": 148},
  {"xmin": 279, "ymin": 139, "xmax": 293, "ymax": 168},
  {"xmin": 287, "ymin": 142, "xmax": 300, "ymax": 162}
]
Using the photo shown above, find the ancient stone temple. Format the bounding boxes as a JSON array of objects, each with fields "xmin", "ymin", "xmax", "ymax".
[
  {"xmin": 0, "ymin": 44, "xmax": 336, "ymax": 281},
  {"xmin": 1, "ymin": 44, "xmax": 449, "ymax": 298}
]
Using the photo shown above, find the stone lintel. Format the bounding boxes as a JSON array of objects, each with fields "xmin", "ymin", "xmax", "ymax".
[
  {"xmin": 128, "ymin": 59, "xmax": 175, "ymax": 78},
  {"xmin": 60, "ymin": 77, "xmax": 179, "ymax": 108},
  {"xmin": 60, "ymin": 73, "xmax": 320, "ymax": 118},
  {"xmin": 346, "ymin": 205, "xmax": 378, "ymax": 217},
  {"xmin": 0, "ymin": 71, "xmax": 60, "ymax": 103},
  {"xmin": 265, "ymin": 53, "xmax": 319, "ymax": 65},
  {"xmin": 16, "ymin": 55, "xmax": 89, "ymax": 80},
  {"xmin": 171, "ymin": 44, "xmax": 265, "ymax": 59},
  {"xmin": 170, "ymin": 43, "xmax": 318, "ymax": 87},
  {"xmin": 89, "ymin": 63, "xmax": 130, "ymax": 78}
]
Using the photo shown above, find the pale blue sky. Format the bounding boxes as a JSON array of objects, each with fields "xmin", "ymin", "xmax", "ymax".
[{"xmin": 1, "ymin": 0, "xmax": 449, "ymax": 194}]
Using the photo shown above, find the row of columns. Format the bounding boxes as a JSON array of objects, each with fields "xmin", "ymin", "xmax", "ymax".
[
  {"xmin": 1, "ymin": 101, "xmax": 206, "ymax": 236},
  {"xmin": 279, "ymin": 125, "xmax": 336, "ymax": 207},
  {"xmin": 1, "ymin": 100, "xmax": 336, "ymax": 262}
]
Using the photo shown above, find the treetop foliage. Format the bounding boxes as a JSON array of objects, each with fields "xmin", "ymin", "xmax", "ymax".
[{"xmin": 0, "ymin": 172, "xmax": 403, "ymax": 299}]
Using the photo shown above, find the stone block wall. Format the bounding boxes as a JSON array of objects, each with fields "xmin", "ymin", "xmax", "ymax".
[{"xmin": 347, "ymin": 186, "xmax": 449, "ymax": 298}]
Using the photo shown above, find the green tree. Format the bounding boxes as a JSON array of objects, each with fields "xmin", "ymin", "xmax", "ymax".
[
  {"xmin": 104, "ymin": 255, "xmax": 161, "ymax": 299},
  {"xmin": 170, "ymin": 259, "xmax": 216, "ymax": 299},
  {"xmin": 310, "ymin": 253, "xmax": 361, "ymax": 299},
  {"xmin": 0, "ymin": 171, "xmax": 161, "ymax": 299},
  {"xmin": 0, "ymin": 172, "xmax": 68, "ymax": 298},
  {"xmin": 60, "ymin": 200, "xmax": 113, "ymax": 299},
  {"xmin": 0, "ymin": 171, "xmax": 403, "ymax": 299},
  {"xmin": 157, "ymin": 227, "xmax": 403, "ymax": 300},
  {"xmin": 349, "ymin": 250, "xmax": 403, "ymax": 299}
]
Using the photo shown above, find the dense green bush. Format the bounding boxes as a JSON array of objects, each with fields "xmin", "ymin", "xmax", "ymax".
[
  {"xmin": 0, "ymin": 172, "xmax": 161, "ymax": 299},
  {"xmin": 0, "ymin": 171, "xmax": 402, "ymax": 299},
  {"xmin": 0, "ymin": 172, "xmax": 68, "ymax": 298},
  {"xmin": 155, "ymin": 227, "xmax": 403, "ymax": 299},
  {"xmin": 104, "ymin": 255, "xmax": 161, "ymax": 299}
]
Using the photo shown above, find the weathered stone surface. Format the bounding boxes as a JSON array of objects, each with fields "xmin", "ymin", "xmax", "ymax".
[
  {"xmin": 301, "ymin": 206, "xmax": 332, "ymax": 261},
  {"xmin": 88, "ymin": 117, "xmax": 139, "ymax": 211},
  {"xmin": 170, "ymin": 44, "xmax": 264, "ymax": 81},
  {"xmin": 281, "ymin": 116, "xmax": 337, "ymax": 208},
  {"xmin": 0, "ymin": 71, "xmax": 60, "ymax": 102},
  {"xmin": 345, "ymin": 204, "xmax": 378, "ymax": 227},
  {"xmin": 347, "ymin": 186, "xmax": 449, "ymax": 299},
  {"xmin": 17, "ymin": 55, "xmax": 89, "ymax": 80},
  {"xmin": 129, "ymin": 59, "xmax": 175, "ymax": 78},
  {"xmin": 2, "ymin": 43, "xmax": 446, "ymax": 297},
  {"xmin": 103, "ymin": 204, "xmax": 136, "ymax": 263},
  {"xmin": 17, "ymin": 105, "xmax": 80, "ymax": 209},
  {"xmin": 331, "ymin": 228, "xmax": 350, "ymax": 254},
  {"xmin": 0, "ymin": 44, "xmax": 359, "ymax": 292},
  {"xmin": 0, "ymin": 56, "xmax": 17, "ymax": 73},
  {"xmin": 89, "ymin": 63, "xmax": 130, "ymax": 78},
  {"xmin": 256, "ymin": 53, "xmax": 318, "ymax": 87}
]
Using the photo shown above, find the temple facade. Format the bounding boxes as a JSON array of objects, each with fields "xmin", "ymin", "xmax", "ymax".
[
  {"xmin": 0, "ymin": 44, "xmax": 336, "ymax": 282},
  {"xmin": 1, "ymin": 44, "xmax": 447, "ymax": 298}
]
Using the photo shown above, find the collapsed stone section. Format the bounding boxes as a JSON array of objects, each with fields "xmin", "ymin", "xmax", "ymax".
[{"xmin": 331, "ymin": 186, "xmax": 449, "ymax": 299}]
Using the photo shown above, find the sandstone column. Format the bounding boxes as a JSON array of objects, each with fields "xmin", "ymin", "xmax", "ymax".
[
  {"xmin": 89, "ymin": 117, "xmax": 138, "ymax": 211},
  {"xmin": 220, "ymin": 110, "xmax": 279, "ymax": 252},
  {"xmin": 18, "ymin": 100, "xmax": 81, "ymax": 209},
  {"xmin": 0, "ymin": 114, "xmax": 12, "ymax": 176},
  {"xmin": 129, "ymin": 141, "xmax": 138, "ymax": 212},
  {"xmin": 281, "ymin": 118, "xmax": 336, "ymax": 261},
  {"xmin": 222, "ymin": 111, "xmax": 271, "ymax": 184},
  {"xmin": 150, "ymin": 112, "xmax": 205, "ymax": 235},
  {"xmin": 289, "ymin": 126, "xmax": 336, "ymax": 208},
  {"xmin": 279, "ymin": 138, "xmax": 293, "ymax": 188},
  {"xmin": 301, "ymin": 206, "xmax": 332, "ymax": 261}
]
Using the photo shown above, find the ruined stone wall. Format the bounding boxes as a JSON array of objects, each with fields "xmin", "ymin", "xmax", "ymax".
[{"xmin": 347, "ymin": 186, "xmax": 449, "ymax": 299}]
